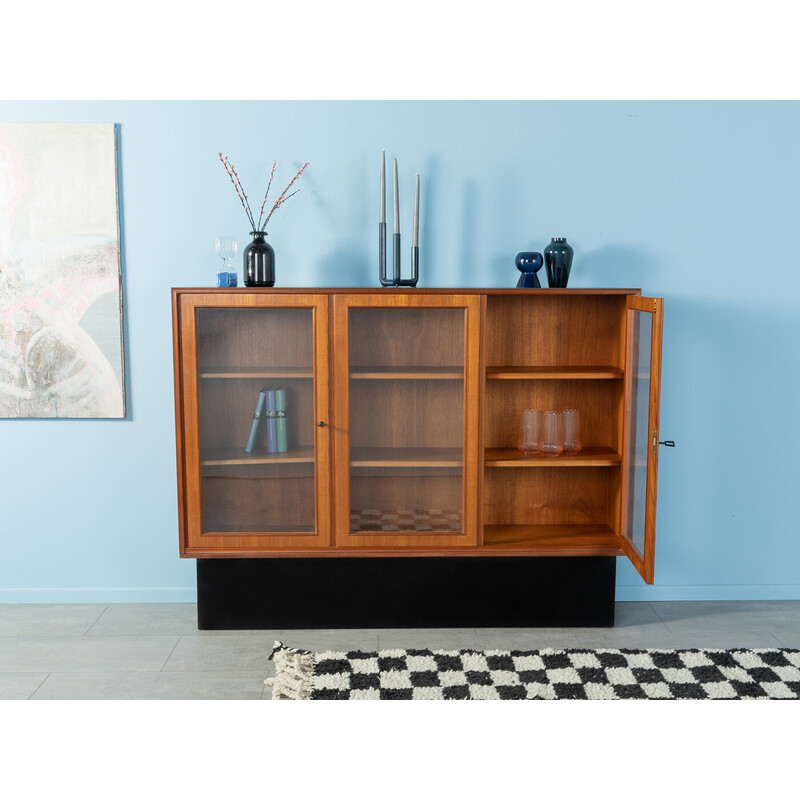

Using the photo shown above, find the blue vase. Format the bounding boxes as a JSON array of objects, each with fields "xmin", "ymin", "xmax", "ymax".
[
  {"xmin": 515, "ymin": 252, "xmax": 543, "ymax": 288},
  {"xmin": 544, "ymin": 238, "xmax": 573, "ymax": 288}
]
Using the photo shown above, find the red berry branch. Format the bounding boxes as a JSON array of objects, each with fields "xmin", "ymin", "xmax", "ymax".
[
  {"xmin": 219, "ymin": 153, "xmax": 309, "ymax": 233},
  {"xmin": 257, "ymin": 160, "xmax": 277, "ymax": 231},
  {"xmin": 218, "ymin": 153, "xmax": 256, "ymax": 231},
  {"xmin": 263, "ymin": 162, "xmax": 310, "ymax": 228}
]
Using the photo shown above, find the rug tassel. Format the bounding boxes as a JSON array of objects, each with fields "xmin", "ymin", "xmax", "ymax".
[{"xmin": 265, "ymin": 641, "xmax": 314, "ymax": 700}]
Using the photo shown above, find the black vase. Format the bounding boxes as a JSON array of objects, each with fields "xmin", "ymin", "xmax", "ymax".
[
  {"xmin": 544, "ymin": 237, "xmax": 574, "ymax": 288},
  {"xmin": 244, "ymin": 231, "xmax": 275, "ymax": 287}
]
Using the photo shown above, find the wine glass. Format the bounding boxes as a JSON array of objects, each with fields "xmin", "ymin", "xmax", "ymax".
[{"xmin": 215, "ymin": 236, "xmax": 238, "ymax": 271}]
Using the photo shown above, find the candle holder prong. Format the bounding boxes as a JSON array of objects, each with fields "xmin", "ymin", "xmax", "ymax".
[
  {"xmin": 398, "ymin": 245, "xmax": 419, "ymax": 287},
  {"xmin": 392, "ymin": 232, "xmax": 401, "ymax": 286},
  {"xmin": 379, "ymin": 222, "xmax": 395, "ymax": 286}
]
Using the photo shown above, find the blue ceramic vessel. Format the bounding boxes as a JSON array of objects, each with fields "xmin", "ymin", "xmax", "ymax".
[
  {"xmin": 515, "ymin": 252, "xmax": 544, "ymax": 288},
  {"xmin": 544, "ymin": 238, "xmax": 573, "ymax": 288}
]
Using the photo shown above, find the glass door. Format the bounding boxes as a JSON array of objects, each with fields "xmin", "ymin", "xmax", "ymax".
[
  {"xmin": 619, "ymin": 296, "xmax": 664, "ymax": 583},
  {"xmin": 332, "ymin": 295, "xmax": 480, "ymax": 547},
  {"xmin": 176, "ymin": 293, "xmax": 330, "ymax": 553}
]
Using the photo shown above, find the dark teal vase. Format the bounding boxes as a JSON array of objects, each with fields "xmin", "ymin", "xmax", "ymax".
[
  {"xmin": 544, "ymin": 237, "xmax": 573, "ymax": 288},
  {"xmin": 515, "ymin": 252, "xmax": 543, "ymax": 288},
  {"xmin": 244, "ymin": 231, "xmax": 275, "ymax": 287}
]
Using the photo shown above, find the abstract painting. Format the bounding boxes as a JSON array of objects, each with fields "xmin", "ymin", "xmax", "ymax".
[{"xmin": 0, "ymin": 122, "xmax": 125, "ymax": 418}]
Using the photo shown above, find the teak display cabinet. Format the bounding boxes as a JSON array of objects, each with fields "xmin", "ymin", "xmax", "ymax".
[{"xmin": 172, "ymin": 288, "xmax": 663, "ymax": 626}]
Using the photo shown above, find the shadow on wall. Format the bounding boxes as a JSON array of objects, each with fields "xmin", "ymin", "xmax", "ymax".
[
  {"xmin": 420, "ymin": 152, "xmax": 440, "ymax": 287},
  {"xmin": 311, "ymin": 245, "xmax": 371, "ymax": 287},
  {"xmin": 578, "ymin": 244, "xmax": 662, "ymax": 289},
  {"xmin": 306, "ymin": 154, "xmax": 372, "ymax": 286},
  {"xmin": 458, "ymin": 179, "xmax": 479, "ymax": 286}
]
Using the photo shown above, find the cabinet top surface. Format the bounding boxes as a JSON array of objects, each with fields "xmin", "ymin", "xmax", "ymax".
[{"xmin": 172, "ymin": 287, "xmax": 643, "ymax": 296}]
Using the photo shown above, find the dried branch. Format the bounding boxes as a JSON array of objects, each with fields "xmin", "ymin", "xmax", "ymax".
[
  {"xmin": 218, "ymin": 152, "xmax": 256, "ymax": 230},
  {"xmin": 219, "ymin": 154, "xmax": 309, "ymax": 233},
  {"xmin": 263, "ymin": 162, "xmax": 309, "ymax": 228},
  {"xmin": 257, "ymin": 160, "xmax": 277, "ymax": 231}
]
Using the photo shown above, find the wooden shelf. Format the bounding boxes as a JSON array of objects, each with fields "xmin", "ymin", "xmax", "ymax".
[
  {"xmin": 485, "ymin": 446, "xmax": 621, "ymax": 467},
  {"xmin": 486, "ymin": 366, "xmax": 623, "ymax": 380},
  {"xmin": 199, "ymin": 366, "xmax": 313, "ymax": 379},
  {"xmin": 350, "ymin": 366, "xmax": 463, "ymax": 380},
  {"xmin": 200, "ymin": 447, "xmax": 315, "ymax": 466},
  {"xmin": 351, "ymin": 447, "xmax": 462, "ymax": 468},
  {"xmin": 482, "ymin": 524, "xmax": 622, "ymax": 555}
]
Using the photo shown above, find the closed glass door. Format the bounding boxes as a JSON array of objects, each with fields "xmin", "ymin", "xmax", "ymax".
[
  {"xmin": 332, "ymin": 295, "xmax": 480, "ymax": 547},
  {"xmin": 177, "ymin": 293, "xmax": 330, "ymax": 553}
]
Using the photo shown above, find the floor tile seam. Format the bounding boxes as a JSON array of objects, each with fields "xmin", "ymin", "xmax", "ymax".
[
  {"xmin": 160, "ymin": 635, "xmax": 187, "ymax": 672},
  {"xmin": 81, "ymin": 604, "xmax": 111, "ymax": 635},
  {"xmin": 26, "ymin": 672, "xmax": 52, "ymax": 700},
  {"xmin": 0, "ymin": 633, "xmax": 111, "ymax": 638},
  {"xmin": 33, "ymin": 669, "xmax": 269, "ymax": 678},
  {"xmin": 2, "ymin": 632, "xmax": 191, "ymax": 639},
  {"xmin": 649, "ymin": 602, "xmax": 672, "ymax": 628},
  {"xmin": 84, "ymin": 631, "xmax": 205, "ymax": 637},
  {"xmin": 646, "ymin": 623, "xmax": 796, "ymax": 635}
]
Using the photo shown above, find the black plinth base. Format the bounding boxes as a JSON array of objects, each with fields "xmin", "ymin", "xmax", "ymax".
[{"xmin": 196, "ymin": 556, "xmax": 616, "ymax": 630}]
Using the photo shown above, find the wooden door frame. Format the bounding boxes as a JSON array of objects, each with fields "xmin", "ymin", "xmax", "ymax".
[
  {"xmin": 331, "ymin": 293, "xmax": 481, "ymax": 548},
  {"xmin": 173, "ymin": 290, "xmax": 332, "ymax": 555},
  {"xmin": 619, "ymin": 296, "xmax": 663, "ymax": 584}
]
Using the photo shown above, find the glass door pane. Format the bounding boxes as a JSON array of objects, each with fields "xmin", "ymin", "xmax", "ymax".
[
  {"xmin": 195, "ymin": 306, "xmax": 317, "ymax": 534},
  {"xmin": 348, "ymin": 307, "xmax": 464, "ymax": 534},
  {"xmin": 624, "ymin": 310, "xmax": 651, "ymax": 557}
]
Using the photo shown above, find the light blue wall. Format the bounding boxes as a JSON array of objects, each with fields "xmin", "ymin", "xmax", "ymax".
[{"xmin": 1, "ymin": 100, "xmax": 798, "ymax": 602}]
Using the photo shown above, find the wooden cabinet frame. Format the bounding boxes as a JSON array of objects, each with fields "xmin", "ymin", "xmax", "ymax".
[{"xmin": 172, "ymin": 288, "xmax": 664, "ymax": 584}]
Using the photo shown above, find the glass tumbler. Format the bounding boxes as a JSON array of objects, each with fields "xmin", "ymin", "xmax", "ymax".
[
  {"xmin": 518, "ymin": 408, "xmax": 540, "ymax": 455},
  {"xmin": 562, "ymin": 408, "xmax": 582, "ymax": 455},
  {"xmin": 539, "ymin": 410, "xmax": 564, "ymax": 456}
]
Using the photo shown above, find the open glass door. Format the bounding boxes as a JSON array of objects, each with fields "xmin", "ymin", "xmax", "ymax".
[{"xmin": 619, "ymin": 296, "xmax": 664, "ymax": 583}]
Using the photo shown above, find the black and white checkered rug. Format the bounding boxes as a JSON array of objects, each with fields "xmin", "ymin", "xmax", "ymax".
[{"xmin": 266, "ymin": 641, "xmax": 800, "ymax": 700}]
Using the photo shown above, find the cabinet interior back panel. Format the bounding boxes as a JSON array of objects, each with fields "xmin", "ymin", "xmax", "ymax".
[
  {"xmin": 196, "ymin": 307, "xmax": 314, "ymax": 369},
  {"xmin": 484, "ymin": 296, "xmax": 627, "ymax": 369},
  {"xmin": 349, "ymin": 381, "xmax": 464, "ymax": 450},
  {"xmin": 484, "ymin": 380, "xmax": 624, "ymax": 453},
  {"xmin": 483, "ymin": 467, "xmax": 617, "ymax": 528},
  {"xmin": 198, "ymin": 378, "xmax": 315, "ymax": 451},
  {"xmin": 201, "ymin": 466, "xmax": 316, "ymax": 533},
  {"xmin": 348, "ymin": 308, "xmax": 465, "ymax": 368}
]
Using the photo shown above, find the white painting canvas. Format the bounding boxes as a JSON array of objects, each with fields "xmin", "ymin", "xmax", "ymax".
[{"xmin": 0, "ymin": 122, "xmax": 125, "ymax": 418}]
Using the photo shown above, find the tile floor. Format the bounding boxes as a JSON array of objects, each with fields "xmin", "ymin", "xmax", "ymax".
[{"xmin": 0, "ymin": 600, "xmax": 798, "ymax": 699}]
